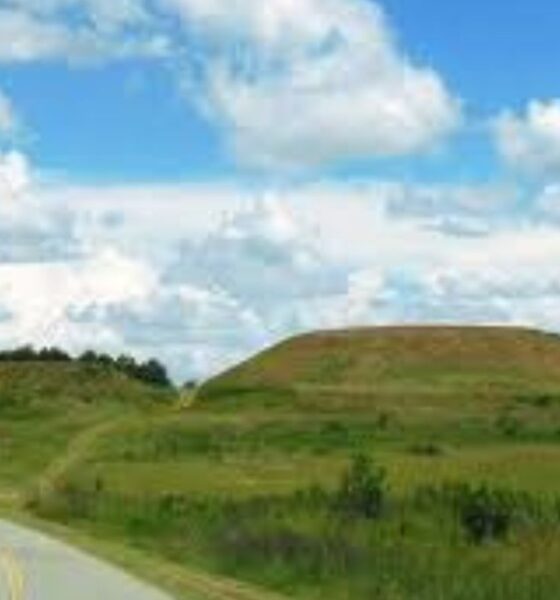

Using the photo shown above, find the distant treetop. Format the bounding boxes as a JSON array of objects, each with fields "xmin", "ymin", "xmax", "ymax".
[{"xmin": 0, "ymin": 345, "xmax": 172, "ymax": 388}]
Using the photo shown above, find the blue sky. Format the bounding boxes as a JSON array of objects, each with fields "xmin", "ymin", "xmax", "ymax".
[
  {"xmin": 382, "ymin": 1, "xmax": 560, "ymax": 106},
  {"xmin": 2, "ymin": 0, "xmax": 560, "ymax": 379},
  {"xmin": 3, "ymin": 0, "xmax": 559, "ymax": 183}
]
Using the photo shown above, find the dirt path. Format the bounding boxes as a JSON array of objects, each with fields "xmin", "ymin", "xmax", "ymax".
[
  {"xmin": 37, "ymin": 418, "xmax": 127, "ymax": 497},
  {"xmin": 30, "ymin": 413, "xmax": 290, "ymax": 600}
]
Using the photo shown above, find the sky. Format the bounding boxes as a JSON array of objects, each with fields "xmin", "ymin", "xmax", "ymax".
[{"xmin": 2, "ymin": 0, "xmax": 560, "ymax": 380}]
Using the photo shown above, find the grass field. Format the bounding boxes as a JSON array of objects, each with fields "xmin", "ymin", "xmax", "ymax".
[
  {"xmin": 3, "ymin": 327, "xmax": 560, "ymax": 598},
  {"xmin": 0, "ymin": 361, "xmax": 172, "ymax": 497}
]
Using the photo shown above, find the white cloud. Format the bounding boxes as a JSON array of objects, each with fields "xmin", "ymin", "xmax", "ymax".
[
  {"xmin": 0, "ymin": 154, "xmax": 83, "ymax": 264},
  {"xmin": 5, "ymin": 176, "xmax": 560, "ymax": 379},
  {"xmin": 13, "ymin": 0, "xmax": 151, "ymax": 32},
  {"xmin": 168, "ymin": 0, "xmax": 461, "ymax": 169},
  {"xmin": 0, "ymin": 247, "xmax": 157, "ymax": 351},
  {"xmin": 0, "ymin": 151, "xmax": 31, "ymax": 201},
  {"xmin": 0, "ymin": 0, "xmax": 459, "ymax": 168},
  {"xmin": 495, "ymin": 99, "xmax": 560, "ymax": 178},
  {"xmin": 165, "ymin": 196, "xmax": 343, "ymax": 306},
  {"xmin": 0, "ymin": 5, "xmax": 169, "ymax": 63},
  {"xmin": 536, "ymin": 183, "xmax": 560, "ymax": 221}
]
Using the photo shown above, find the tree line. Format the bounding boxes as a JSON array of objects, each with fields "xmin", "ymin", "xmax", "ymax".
[{"xmin": 0, "ymin": 345, "xmax": 172, "ymax": 388}]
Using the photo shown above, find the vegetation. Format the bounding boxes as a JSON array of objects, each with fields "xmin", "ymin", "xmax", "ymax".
[
  {"xmin": 31, "ymin": 457, "xmax": 560, "ymax": 600},
  {"xmin": 3, "ymin": 326, "xmax": 560, "ymax": 599},
  {"xmin": 334, "ymin": 454, "xmax": 386, "ymax": 520},
  {"xmin": 0, "ymin": 345, "xmax": 172, "ymax": 387},
  {"xmin": 0, "ymin": 357, "xmax": 173, "ymax": 497},
  {"xmin": 78, "ymin": 350, "xmax": 172, "ymax": 388}
]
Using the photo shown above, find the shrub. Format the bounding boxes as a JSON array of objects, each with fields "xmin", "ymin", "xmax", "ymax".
[
  {"xmin": 79, "ymin": 351, "xmax": 172, "ymax": 388},
  {"xmin": 495, "ymin": 413, "xmax": 522, "ymax": 437},
  {"xmin": 455, "ymin": 485, "xmax": 513, "ymax": 544},
  {"xmin": 376, "ymin": 411, "xmax": 391, "ymax": 430},
  {"xmin": 516, "ymin": 392, "xmax": 558, "ymax": 408},
  {"xmin": 335, "ymin": 454, "xmax": 386, "ymax": 520},
  {"xmin": 134, "ymin": 359, "xmax": 171, "ymax": 387},
  {"xmin": 407, "ymin": 442, "xmax": 444, "ymax": 457},
  {"xmin": 0, "ymin": 345, "xmax": 70, "ymax": 362}
]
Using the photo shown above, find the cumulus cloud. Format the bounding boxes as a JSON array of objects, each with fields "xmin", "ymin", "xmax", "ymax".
[
  {"xmin": 0, "ymin": 206, "xmax": 81, "ymax": 264},
  {"xmin": 0, "ymin": 248, "xmax": 157, "ymax": 351},
  {"xmin": 167, "ymin": 0, "xmax": 461, "ymax": 169},
  {"xmin": 6, "ymin": 0, "xmax": 552, "ymax": 381},
  {"xmin": 153, "ymin": 197, "xmax": 350, "ymax": 373},
  {"xmin": 495, "ymin": 99, "xmax": 560, "ymax": 178},
  {"xmin": 0, "ymin": 151, "xmax": 31, "ymax": 200},
  {"xmin": 0, "ymin": 152, "xmax": 157, "ymax": 350},
  {"xmin": 0, "ymin": 0, "xmax": 460, "ymax": 168},
  {"xmin": 536, "ymin": 184, "xmax": 560, "ymax": 221},
  {"xmin": 0, "ymin": 3, "xmax": 169, "ymax": 63},
  {"xmin": 4, "ymin": 177, "xmax": 560, "ymax": 380},
  {"xmin": 9, "ymin": 0, "xmax": 150, "ymax": 32},
  {"xmin": 0, "ymin": 169, "xmax": 160, "ymax": 359},
  {"xmin": 166, "ymin": 197, "xmax": 345, "ymax": 305},
  {"xmin": 384, "ymin": 182, "xmax": 521, "ymax": 237}
]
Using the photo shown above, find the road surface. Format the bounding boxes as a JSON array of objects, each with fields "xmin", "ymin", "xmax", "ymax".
[{"xmin": 0, "ymin": 520, "xmax": 173, "ymax": 600}]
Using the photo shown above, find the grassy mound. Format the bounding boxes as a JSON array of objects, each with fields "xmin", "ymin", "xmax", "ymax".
[
  {"xmin": 7, "ymin": 327, "xmax": 560, "ymax": 600},
  {"xmin": 27, "ymin": 327, "xmax": 560, "ymax": 600},
  {"xmin": 0, "ymin": 360, "xmax": 172, "ymax": 495},
  {"xmin": 199, "ymin": 326, "xmax": 560, "ymax": 412}
]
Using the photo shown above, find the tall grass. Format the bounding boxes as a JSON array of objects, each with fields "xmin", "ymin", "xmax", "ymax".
[{"xmin": 32, "ymin": 457, "xmax": 560, "ymax": 600}]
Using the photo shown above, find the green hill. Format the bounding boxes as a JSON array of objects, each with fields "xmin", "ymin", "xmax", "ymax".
[
  {"xmin": 0, "ymin": 359, "xmax": 172, "ymax": 497},
  {"xmin": 203, "ymin": 325, "xmax": 560, "ymax": 390},
  {"xmin": 200, "ymin": 326, "xmax": 560, "ymax": 412},
  {"xmin": 5, "ymin": 328, "xmax": 560, "ymax": 600}
]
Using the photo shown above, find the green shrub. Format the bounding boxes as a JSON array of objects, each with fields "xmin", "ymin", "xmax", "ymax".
[
  {"xmin": 495, "ymin": 413, "xmax": 523, "ymax": 437},
  {"xmin": 455, "ymin": 485, "xmax": 513, "ymax": 544},
  {"xmin": 335, "ymin": 454, "xmax": 386, "ymax": 520},
  {"xmin": 407, "ymin": 442, "xmax": 444, "ymax": 457}
]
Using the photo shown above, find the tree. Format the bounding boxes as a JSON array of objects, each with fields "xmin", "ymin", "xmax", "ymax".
[
  {"xmin": 78, "ymin": 350, "xmax": 98, "ymax": 363},
  {"xmin": 116, "ymin": 354, "xmax": 138, "ymax": 377},
  {"xmin": 135, "ymin": 359, "xmax": 171, "ymax": 387},
  {"xmin": 37, "ymin": 347, "xmax": 71, "ymax": 362},
  {"xmin": 7, "ymin": 346, "xmax": 36, "ymax": 361}
]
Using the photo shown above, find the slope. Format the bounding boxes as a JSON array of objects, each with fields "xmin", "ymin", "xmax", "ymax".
[
  {"xmin": 199, "ymin": 326, "xmax": 560, "ymax": 413},
  {"xmin": 0, "ymin": 360, "xmax": 172, "ymax": 501}
]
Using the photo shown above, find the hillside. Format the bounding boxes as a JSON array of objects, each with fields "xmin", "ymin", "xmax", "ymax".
[
  {"xmin": 0, "ymin": 358, "xmax": 285, "ymax": 600},
  {"xmin": 0, "ymin": 360, "xmax": 172, "ymax": 498},
  {"xmin": 200, "ymin": 326, "xmax": 560, "ymax": 411},
  {"xmin": 5, "ymin": 327, "xmax": 560, "ymax": 600}
]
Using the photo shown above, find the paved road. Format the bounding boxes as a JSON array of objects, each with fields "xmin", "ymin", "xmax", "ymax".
[{"xmin": 0, "ymin": 520, "xmax": 173, "ymax": 600}]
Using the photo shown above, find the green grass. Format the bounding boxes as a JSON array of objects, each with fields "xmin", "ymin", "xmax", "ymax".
[
  {"xmin": 0, "ymin": 359, "xmax": 289, "ymax": 599},
  {"xmin": 0, "ymin": 361, "xmax": 172, "ymax": 495},
  {"xmin": 199, "ymin": 326, "xmax": 560, "ymax": 411},
  {"xmin": 33, "ymin": 459, "xmax": 560, "ymax": 600},
  {"xmin": 4, "ymin": 327, "xmax": 560, "ymax": 599},
  {"xmin": 1, "ymin": 507, "xmax": 285, "ymax": 600}
]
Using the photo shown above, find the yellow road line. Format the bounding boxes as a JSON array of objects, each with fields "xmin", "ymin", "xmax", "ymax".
[{"xmin": 0, "ymin": 548, "xmax": 25, "ymax": 600}]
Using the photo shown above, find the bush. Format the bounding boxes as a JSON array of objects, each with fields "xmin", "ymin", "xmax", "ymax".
[
  {"xmin": 79, "ymin": 351, "xmax": 172, "ymax": 388},
  {"xmin": 335, "ymin": 454, "xmax": 386, "ymax": 520},
  {"xmin": 0, "ymin": 345, "xmax": 71, "ymax": 362},
  {"xmin": 0, "ymin": 345, "xmax": 173, "ymax": 388},
  {"xmin": 407, "ymin": 442, "xmax": 444, "ymax": 457},
  {"xmin": 134, "ymin": 359, "xmax": 171, "ymax": 387},
  {"xmin": 495, "ymin": 413, "xmax": 523, "ymax": 437},
  {"xmin": 455, "ymin": 485, "xmax": 513, "ymax": 544},
  {"xmin": 516, "ymin": 392, "xmax": 558, "ymax": 408}
]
